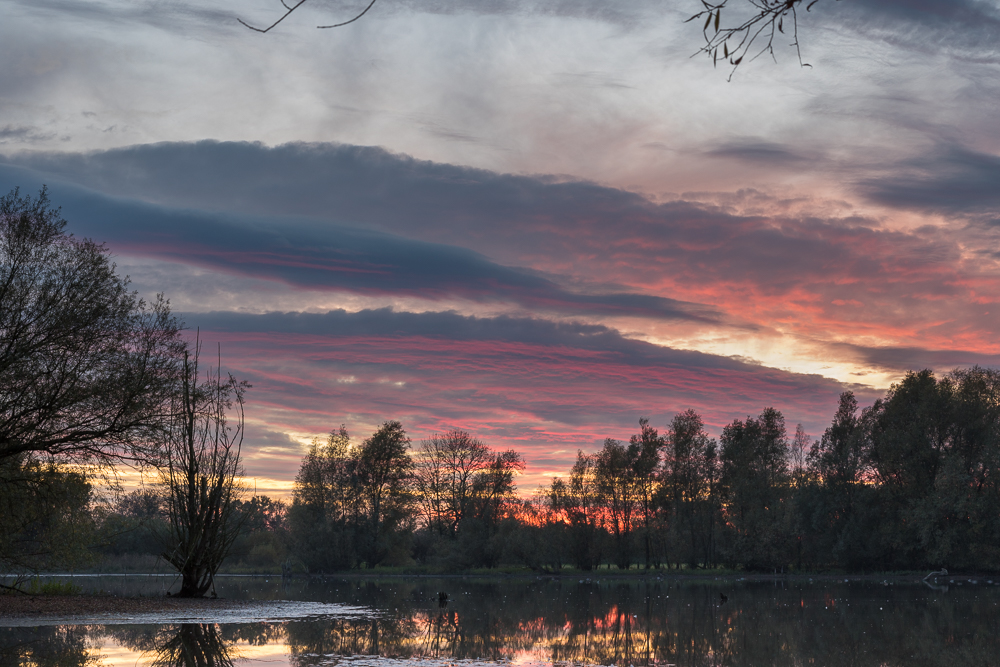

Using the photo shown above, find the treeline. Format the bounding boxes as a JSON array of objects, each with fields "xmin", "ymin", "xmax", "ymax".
[
  {"xmin": 286, "ymin": 367, "xmax": 1000, "ymax": 573},
  {"xmin": 4, "ymin": 186, "xmax": 1000, "ymax": 578},
  {"xmin": 18, "ymin": 368, "xmax": 1000, "ymax": 576}
]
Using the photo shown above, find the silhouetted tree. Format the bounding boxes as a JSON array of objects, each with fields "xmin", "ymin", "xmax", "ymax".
[
  {"xmin": 160, "ymin": 340, "xmax": 249, "ymax": 597},
  {"xmin": 0, "ymin": 458, "xmax": 96, "ymax": 577},
  {"xmin": 663, "ymin": 409, "xmax": 718, "ymax": 568},
  {"xmin": 356, "ymin": 420, "xmax": 415, "ymax": 566},
  {"xmin": 594, "ymin": 438, "xmax": 640, "ymax": 569},
  {"xmin": 548, "ymin": 451, "xmax": 603, "ymax": 570},
  {"xmin": 0, "ymin": 186, "xmax": 183, "ymax": 575},
  {"xmin": 288, "ymin": 426, "xmax": 363, "ymax": 570},
  {"xmin": 0, "ymin": 187, "xmax": 183, "ymax": 467},
  {"xmin": 414, "ymin": 430, "xmax": 492, "ymax": 539},
  {"xmin": 629, "ymin": 418, "xmax": 664, "ymax": 568},
  {"xmin": 719, "ymin": 407, "xmax": 790, "ymax": 569}
]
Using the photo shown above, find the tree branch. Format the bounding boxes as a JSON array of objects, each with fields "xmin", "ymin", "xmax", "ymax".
[
  {"xmin": 239, "ymin": 0, "xmax": 379, "ymax": 33},
  {"xmin": 686, "ymin": 0, "xmax": 827, "ymax": 79}
]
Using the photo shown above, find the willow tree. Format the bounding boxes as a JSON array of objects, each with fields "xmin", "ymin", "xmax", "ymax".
[
  {"xmin": 0, "ymin": 186, "xmax": 183, "ymax": 466},
  {"xmin": 160, "ymin": 340, "xmax": 249, "ymax": 598},
  {"xmin": 0, "ymin": 186, "xmax": 183, "ymax": 575}
]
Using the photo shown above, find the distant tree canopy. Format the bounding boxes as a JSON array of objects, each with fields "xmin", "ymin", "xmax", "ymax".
[
  {"xmin": 4, "ymin": 192, "xmax": 1000, "ymax": 578},
  {"xmin": 281, "ymin": 367, "xmax": 1000, "ymax": 574}
]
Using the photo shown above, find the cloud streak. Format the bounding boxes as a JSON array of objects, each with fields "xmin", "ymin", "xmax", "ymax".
[
  {"xmin": 192, "ymin": 308, "xmax": 861, "ymax": 484},
  {"xmin": 0, "ymin": 161, "xmax": 720, "ymax": 324}
]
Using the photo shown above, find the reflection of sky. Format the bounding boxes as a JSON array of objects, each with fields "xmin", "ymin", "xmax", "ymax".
[
  {"xmin": 13, "ymin": 577, "xmax": 1000, "ymax": 666},
  {"xmin": 2, "ymin": 0, "xmax": 999, "ymax": 491},
  {"xmin": 94, "ymin": 638, "xmax": 293, "ymax": 667}
]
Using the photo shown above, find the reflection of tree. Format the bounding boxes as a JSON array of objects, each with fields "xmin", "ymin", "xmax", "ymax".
[
  {"xmin": 282, "ymin": 579, "xmax": 1000, "ymax": 667},
  {"xmin": 4, "ymin": 580, "xmax": 1000, "ymax": 667},
  {"xmin": 0, "ymin": 626, "xmax": 100, "ymax": 667},
  {"xmin": 144, "ymin": 624, "xmax": 238, "ymax": 667}
]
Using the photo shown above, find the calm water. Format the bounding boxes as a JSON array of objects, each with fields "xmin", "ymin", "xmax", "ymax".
[{"xmin": 2, "ymin": 575, "xmax": 998, "ymax": 666}]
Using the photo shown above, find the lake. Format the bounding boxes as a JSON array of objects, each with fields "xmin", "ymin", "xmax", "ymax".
[{"xmin": 1, "ymin": 574, "xmax": 998, "ymax": 666}]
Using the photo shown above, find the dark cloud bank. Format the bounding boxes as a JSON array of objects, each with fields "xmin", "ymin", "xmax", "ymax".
[
  {"xmin": 0, "ymin": 160, "xmax": 717, "ymax": 324},
  {"xmin": 2, "ymin": 140, "xmax": 996, "ymax": 380}
]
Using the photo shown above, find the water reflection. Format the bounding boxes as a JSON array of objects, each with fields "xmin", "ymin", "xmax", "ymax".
[
  {"xmin": 2, "ymin": 579, "xmax": 1000, "ymax": 666},
  {"xmin": 146, "ymin": 624, "xmax": 236, "ymax": 667},
  {"xmin": 0, "ymin": 626, "xmax": 100, "ymax": 667},
  {"xmin": 277, "ymin": 579, "xmax": 1000, "ymax": 667}
]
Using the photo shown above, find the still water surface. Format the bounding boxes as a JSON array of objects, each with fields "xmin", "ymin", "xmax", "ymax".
[{"xmin": 2, "ymin": 575, "xmax": 998, "ymax": 666}]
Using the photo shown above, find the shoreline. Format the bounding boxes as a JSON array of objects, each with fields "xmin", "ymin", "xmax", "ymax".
[
  {"xmin": 0, "ymin": 595, "xmax": 257, "ymax": 619},
  {"xmin": 1, "ymin": 572, "xmax": 994, "ymax": 622},
  {"xmin": 6, "ymin": 570, "xmax": 995, "ymax": 583}
]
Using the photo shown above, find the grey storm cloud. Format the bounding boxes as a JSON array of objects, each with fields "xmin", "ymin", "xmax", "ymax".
[
  {"xmin": 816, "ymin": 0, "xmax": 1000, "ymax": 58},
  {"xmin": 4, "ymin": 0, "xmax": 242, "ymax": 33},
  {"xmin": 2, "ymin": 140, "xmax": 974, "ymax": 304},
  {"xmin": 859, "ymin": 145, "xmax": 1000, "ymax": 216},
  {"xmin": 835, "ymin": 341, "xmax": 1000, "ymax": 374},
  {"xmin": 0, "ymin": 162, "xmax": 719, "ymax": 323},
  {"xmin": 706, "ymin": 140, "xmax": 818, "ymax": 167},
  {"xmin": 3, "ymin": 140, "xmax": 655, "ymax": 229}
]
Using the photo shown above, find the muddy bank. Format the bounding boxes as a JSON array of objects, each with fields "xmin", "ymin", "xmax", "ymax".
[
  {"xmin": 0, "ymin": 594, "xmax": 252, "ymax": 618},
  {"xmin": 0, "ymin": 595, "xmax": 373, "ymax": 627}
]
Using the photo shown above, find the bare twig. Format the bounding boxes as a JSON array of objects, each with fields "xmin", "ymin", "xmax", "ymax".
[
  {"xmin": 239, "ymin": 0, "xmax": 378, "ymax": 33},
  {"xmin": 686, "ymin": 0, "xmax": 829, "ymax": 79},
  {"xmin": 318, "ymin": 0, "xmax": 378, "ymax": 28}
]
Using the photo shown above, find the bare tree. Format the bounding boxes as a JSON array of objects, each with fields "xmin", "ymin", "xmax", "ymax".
[
  {"xmin": 790, "ymin": 423, "xmax": 810, "ymax": 483},
  {"xmin": 414, "ymin": 430, "xmax": 492, "ymax": 538},
  {"xmin": 160, "ymin": 338, "xmax": 249, "ymax": 598}
]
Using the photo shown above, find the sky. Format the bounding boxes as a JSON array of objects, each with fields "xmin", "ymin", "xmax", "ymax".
[{"xmin": 2, "ymin": 0, "xmax": 1000, "ymax": 495}]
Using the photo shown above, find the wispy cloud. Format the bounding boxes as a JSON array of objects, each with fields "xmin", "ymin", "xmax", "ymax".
[{"xmin": 192, "ymin": 308, "xmax": 861, "ymax": 485}]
